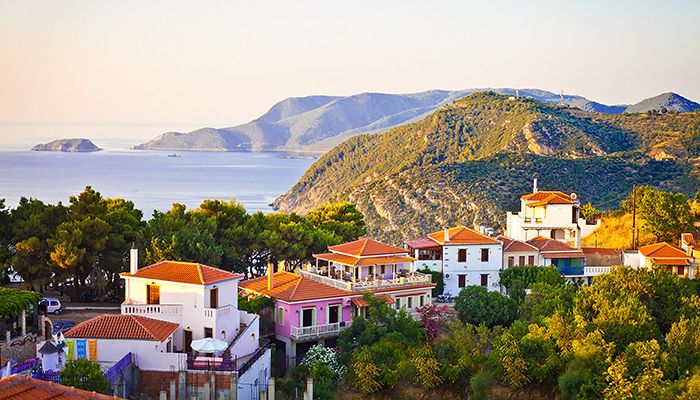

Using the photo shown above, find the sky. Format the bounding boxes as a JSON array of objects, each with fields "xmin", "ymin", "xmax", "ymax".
[{"xmin": 1, "ymin": 0, "xmax": 699, "ymax": 146}]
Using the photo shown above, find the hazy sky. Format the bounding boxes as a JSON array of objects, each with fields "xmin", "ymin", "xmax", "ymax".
[{"xmin": 1, "ymin": 0, "xmax": 699, "ymax": 143}]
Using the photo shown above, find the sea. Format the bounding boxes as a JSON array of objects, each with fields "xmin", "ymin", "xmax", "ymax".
[{"xmin": 0, "ymin": 149, "xmax": 316, "ymax": 217}]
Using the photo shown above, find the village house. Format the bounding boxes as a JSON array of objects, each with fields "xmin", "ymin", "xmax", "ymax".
[
  {"xmin": 239, "ymin": 238, "xmax": 434, "ymax": 366},
  {"xmin": 405, "ymin": 226, "xmax": 503, "ymax": 295},
  {"xmin": 624, "ymin": 241, "xmax": 694, "ymax": 278},
  {"xmin": 505, "ymin": 181, "xmax": 599, "ymax": 247},
  {"xmin": 54, "ymin": 249, "xmax": 271, "ymax": 400}
]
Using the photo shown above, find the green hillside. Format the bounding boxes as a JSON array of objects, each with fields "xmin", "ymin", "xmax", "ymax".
[{"xmin": 274, "ymin": 92, "xmax": 700, "ymax": 242}]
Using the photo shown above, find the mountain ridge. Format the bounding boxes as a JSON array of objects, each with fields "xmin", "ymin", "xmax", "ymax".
[
  {"xmin": 273, "ymin": 92, "xmax": 700, "ymax": 242},
  {"xmin": 135, "ymin": 89, "xmax": 699, "ymax": 152}
]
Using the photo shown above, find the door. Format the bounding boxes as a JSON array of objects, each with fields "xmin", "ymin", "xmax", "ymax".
[
  {"xmin": 184, "ymin": 329, "xmax": 193, "ymax": 352},
  {"xmin": 458, "ymin": 274, "xmax": 466, "ymax": 288},
  {"xmin": 328, "ymin": 305, "xmax": 340, "ymax": 324},
  {"xmin": 302, "ymin": 308, "xmax": 315, "ymax": 327},
  {"xmin": 210, "ymin": 288, "xmax": 218, "ymax": 309},
  {"xmin": 147, "ymin": 284, "xmax": 160, "ymax": 305}
]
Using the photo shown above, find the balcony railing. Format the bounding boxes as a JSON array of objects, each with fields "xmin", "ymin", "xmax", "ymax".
[
  {"xmin": 290, "ymin": 322, "xmax": 345, "ymax": 340},
  {"xmin": 557, "ymin": 266, "xmax": 584, "ymax": 276},
  {"xmin": 584, "ymin": 266, "xmax": 611, "ymax": 277},
  {"xmin": 299, "ymin": 270, "xmax": 432, "ymax": 292},
  {"xmin": 121, "ymin": 303, "xmax": 183, "ymax": 317}
]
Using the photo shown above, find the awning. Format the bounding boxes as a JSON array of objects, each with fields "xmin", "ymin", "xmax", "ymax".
[
  {"xmin": 405, "ymin": 238, "xmax": 441, "ymax": 250},
  {"xmin": 352, "ymin": 294, "xmax": 395, "ymax": 307},
  {"xmin": 541, "ymin": 251, "xmax": 585, "ymax": 259},
  {"xmin": 313, "ymin": 252, "xmax": 359, "ymax": 266},
  {"xmin": 355, "ymin": 255, "xmax": 415, "ymax": 266},
  {"xmin": 651, "ymin": 257, "xmax": 690, "ymax": 266}
]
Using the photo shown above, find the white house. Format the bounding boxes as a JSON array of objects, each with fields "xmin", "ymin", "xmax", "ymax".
[
  {"xmin": 499, "ymin": 236, "xmax": 540, "ymax": 268},
  {"xmin": 624, "ymin": 242, "xmax": 694, "ymax": 278},
  {"xmin": 57, "ymin": 249, "xmax": 271, "ymax": 399},
  {"xmin": 506, "ymin": 183, "xmax": 599, "ymax": 247},
  {"xmin": 405, "ymin": 225, "xmax": 503, "ymax": 295}
]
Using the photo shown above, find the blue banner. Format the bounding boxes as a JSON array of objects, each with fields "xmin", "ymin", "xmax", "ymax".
[{"xmin": 76, "ymin": 339, "xmax": 87, "ymax": 358}]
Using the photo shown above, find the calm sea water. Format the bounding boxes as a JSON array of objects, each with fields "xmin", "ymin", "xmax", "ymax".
[{"xmin": 0, "ymin": 150, "xmax": 316, "ymax": 216}]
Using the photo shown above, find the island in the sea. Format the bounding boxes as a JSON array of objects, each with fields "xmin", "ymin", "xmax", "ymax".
[{"xmin": 32, "ymin": 138, "xmax": 102, "ymax": 152}]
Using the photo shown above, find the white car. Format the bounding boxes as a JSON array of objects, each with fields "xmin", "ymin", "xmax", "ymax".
[{"xmin": 39, "ymin": 298, "xmax": 62, "ymax": 315}]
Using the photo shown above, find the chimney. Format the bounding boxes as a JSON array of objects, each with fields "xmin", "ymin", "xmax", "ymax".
[
  {"xmin": 130, "ymin": 245, "xmax": 138, "ymax": 274},
  {"xmin": 267, "ymin": 257, "xmax": 274, "ymax": 290},
  {"xmin": 444, "ymin": 227, "xmax": 449, "ymax": 243},
  {"xmin": 533, "ymin": 178, "xmax": 538, "ymax": 193}
]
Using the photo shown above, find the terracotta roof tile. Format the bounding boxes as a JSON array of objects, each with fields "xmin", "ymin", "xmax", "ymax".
[
  {"xmin": 328, "ymin": 238, "xmax": 407, "ymax": 257},
  {"xmin": 239, "ymin": 271, "xmax": 350, "ymax": 302},
  {"xmin": 314, "ymin": 253, "xmax": 415, "ymax": 266},
  {"xmin": 64, "ymin": 315, "xmax": 178, "ymax": 342},
  {"xmin": 0, "ymin": 375, "xmax": 120, "ymax": 399},
  {"xmin": 639, "ymin": 242, "xmax": 690, "ymax": 258},
  {"xmin": 427, "ymin": 226, "xmax": 499, "ymax": 245},
  {"xmin": 351, "ymin": 294, "xmax": 395, "ymax": 307},
  {"xmin": 120, "ymin": 260, "xmax": 243, "ymax": 285},
  {"xmin": 521, "ymin": 191, "xmax": 574, "ymax": 204},
  {"xmin": 499, "ymin": 236, "xmax": 539, "ymax": 252},
  {"xmin": 541, "ymin": 251, "xmax": 585, "ymax": 259},
  {"xmin": 404, "ymin": 238, "xmax": 442, "ymax": 250}
]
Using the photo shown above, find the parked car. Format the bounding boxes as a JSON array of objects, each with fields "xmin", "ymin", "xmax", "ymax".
[
  {"xmin": 39, "ymin": 298, "xmax": 62, "ymax": 315},
  {"xmin": 52, "ymin": 320, "xmax": 76, "ymax": 335}
]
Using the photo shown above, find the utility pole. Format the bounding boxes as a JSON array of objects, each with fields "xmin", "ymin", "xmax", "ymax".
[{"xmin": 631, "ymin": 185, "xmax": 637, "ymax": 250}]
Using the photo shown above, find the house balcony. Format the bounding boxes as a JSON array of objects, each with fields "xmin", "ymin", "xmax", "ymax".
[
  {"xmin": 583, "ymin": 266, "xmax": 612, "ymax": 277},
  {"xmin": 290, "ymin": 322, "xmax": 348, "ymax": 341},
  {"xmin": 557, "ymin": 266, "xmax": 585, "ymax": 276},
  {"xmin": 299, "ymin": 270, "xmax": 432, "ymax": 292},
  {"xmin": 121, "ymin": 303, "xmax": 183, "ymax": 320}
]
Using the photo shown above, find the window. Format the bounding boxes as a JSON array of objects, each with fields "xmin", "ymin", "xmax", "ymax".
[
  {"xmin": 380, "ymin": 265, "xmax": 386, "ymax": 275},
  {"xmin": 328, "ymin": 304, "xmax": 340, "ymax": 324},
  {"xmin": 147, "ymin": 284, "xmax": 160, "ymax": 305},
  {"xmin": 480, "ymin": 274, "xmax": 489, "ymax": 287},
  {"xmin": 302, "ymin": 308, "xmax": 315, "ymax": 327},
  {"xmin": 395, "ymin": 298, "xmax": 401, "ymax": 310},
  {"xmin": 458, "ymin": 274, "xmax": 466, "ymax": 288},
  {"xmin": 276, "ymin": 307, "xmax": 285, "ymax": 325},
  {"xmin": 209, "ymin": 288, "xmax": 218, "ymax": 309},
  {"xmin": 458, "ymin": 249, "xmax": 467, "ymax": 262},
  {"xmin": 508, "ymin": 256, "xmax": 514, "ymax": 268},
  {"xmin": 677, "ymin": 266, "xmax": 684, "ymax": 275},
  {"xmin": 407, "ymin": 297, "xmax": 413, "ymax": 309},
  {"xmin": 519, "ymin": 256, "xmax": 525, "ymax": 266},
  {"xmin": 166, "ymin": 340, "xmax": 172, "ymax": 353},
  {"xmin": 481, "ymin": 248, "xmax": 489, "ymax": 262},
  {"xmin": 204, "ymin": 327, "xmax": 213, "ymax": 338},
  {"xmin": 419, "ymin": 295, "xmax": 425, "ymax": 307},
  {"xmin": 528, "ymin": 255, "xmax": 535, "ymax": 265}
]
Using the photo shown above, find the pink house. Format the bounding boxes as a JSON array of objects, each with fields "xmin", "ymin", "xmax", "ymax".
[{"xmin": 239, "ymin": 238, "xmax": 434, "ymax": 365}]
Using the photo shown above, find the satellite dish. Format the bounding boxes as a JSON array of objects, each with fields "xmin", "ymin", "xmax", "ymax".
[{"xmin": 570, "ymin": 193, "xmax": 578, "ymax": 200}]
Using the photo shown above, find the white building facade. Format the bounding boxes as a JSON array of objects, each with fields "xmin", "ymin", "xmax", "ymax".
[{"xmin": 406, "ymin": 226, "xmax": 503, "ymax": 295}]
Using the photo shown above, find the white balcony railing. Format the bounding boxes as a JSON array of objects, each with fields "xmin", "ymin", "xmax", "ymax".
[
  {"xmin": 299, "ymin": 270, "xmax": 432, "ymax": 292},
  {"xmin": 290, "ymin": 322, "xmax": 345, "ymax": 340},
  {"xmin": 121, "ymin": 303, "xmax": 183, "ymax": 317},
  {"xmin": 584, "ymin": 266, "xmax": 612, "ymax": 277}
]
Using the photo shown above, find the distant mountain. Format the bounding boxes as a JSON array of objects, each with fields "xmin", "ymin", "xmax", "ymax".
[
  {"xmin": 137, "ymin": 88, "xmax": 689, "ymax": 152},
  {"xmin": 32, "ymin": 138, "xmax": 101, "ymax": 152},
  {"xmin": 624, "ymin": 92, "xmax": 700, "ymax": 114},
  {"xmin": 274, "ymin": 92, "xmax": 700, "ymax": 242}
]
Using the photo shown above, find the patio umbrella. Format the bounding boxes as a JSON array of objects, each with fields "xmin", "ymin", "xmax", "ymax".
[{"xmin": 190, "ymin": 337, "xmax": 228, "ymax": 353}]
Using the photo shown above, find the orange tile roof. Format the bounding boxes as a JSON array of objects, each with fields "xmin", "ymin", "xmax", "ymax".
[
  {"xmin": 239, "ymin": 271, "xmax": 351, "ymax": 302},
  {"xmin": 239, "ymin": 271, "xmax": 434, "ymax": 302},
  {"xmin": 328, "ymin": 238, "xmax": 408, "ymax": 257},
  {"xmin": 351, "ymin": 294, "xmax": 395, "ymax": 308},
  {"xmin": 499, "ymin": 236, "xmax": 539, "ymax": 253},
  {"xmin": 120, "ymin": 260, "xmax": 243, "ymax": 285},
  {"xmin": 651, "ymin": 257, "xmax": 690, "ymax": 266},
  {"xmin": 521, "ymin": 191, "xmax": 574, "ymax": 203},
  {"xmin": 64, "ymin": 315, "xmax": 178, "ymax": 342},
  {"xmin": 427, "ymin": 225, "xmax": 499, "ymax": 245},
  {"xmin": 404, "ymin": 238, "xmax": 442, "ymax": 250},
  {"xmin": 541, "ymin": 252, "xmax": 585, "ymax": 259},
  {"xmin": 0, "ymin": 375, "xmax": 121, "ymax": 399},
  {"xmin": 638, "ymin": 242, "xmax": 690, "ymax": 258}
]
